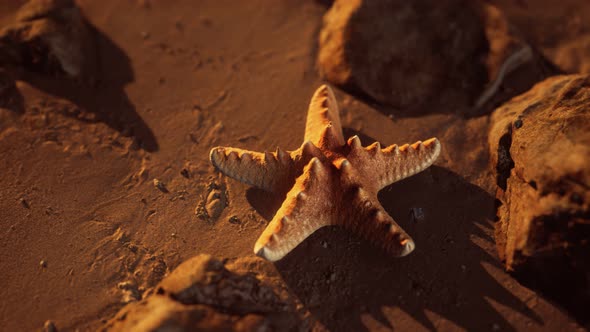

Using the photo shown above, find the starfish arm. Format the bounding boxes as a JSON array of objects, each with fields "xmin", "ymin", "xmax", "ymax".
[
  {"xmin": 254, "ymin": 157, "xmax": 333, "ymax": 261},
  {"xmin": 347, "ymin": 136, "xmax": 441, "ymax": 190},
  {"xmin": 341, "ymin": 190, "xmax": 415, "ymax": 257},
  {"xmin": 209, "ymin": 146, "xmax": 296, "ymax": 193},
  {"xmin": 304, "ymin": 85, "xmax": 345, "ymax": 149}
]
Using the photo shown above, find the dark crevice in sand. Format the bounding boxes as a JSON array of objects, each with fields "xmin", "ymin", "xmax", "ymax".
[{"xmin": 495, "ymin": 126, "xmax": 514, "ymax": 191}]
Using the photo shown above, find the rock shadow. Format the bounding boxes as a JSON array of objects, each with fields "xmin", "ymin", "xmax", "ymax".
[
  {"xmin": 273, "ymin": 166, "xmax": 544, "ymax": 331},
  {"xmin": 0, "ymin": 70, "xmax": 24, "ymax": 113},
  {"xmin": 10, "ymin": 23, "xmax": 158, "ymax": 151}
]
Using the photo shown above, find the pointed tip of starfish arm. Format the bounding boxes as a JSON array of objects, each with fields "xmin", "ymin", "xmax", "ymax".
[
  {"xmin": 423, "ymin": 137, "xmax": 441, "ymax": 152},
  {"xmin": 209, "ymin": 146, "xmax": 224, "ymax": 166},
  {"xmin": 253, "ymin": 237, "xmax": 286, "ymax": 262},
  {"xmin": 254, "ymin": 243, "xmax": 271, "ymax": 261},
  {"xmin": 399, "ymin": 238, "xmax": 415, "ymax": 257}
]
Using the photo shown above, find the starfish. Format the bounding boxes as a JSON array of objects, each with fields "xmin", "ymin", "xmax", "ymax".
[{"xmin": 209, "ymin": 85, "xmax": 441, "ymax": 261}]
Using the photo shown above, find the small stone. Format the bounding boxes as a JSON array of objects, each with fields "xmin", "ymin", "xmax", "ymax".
[
  {"xmin": 409, "ymin": 207, "xmax": 425, "ymax": 223},
  {"xmin": 153, "ymin": 179, "xmax": 168, "ymax": 193},
  {"xmin": 206, "ymin": 199, "xmax": 223, "ymax": 220},
  {"xmin": 20, "ymin": 198, "xmax": 30, "ymax": 209},
  {"xmin": 140, "ymin": 31, "xmax": 150, "ymax": 39},
  {"xmin": 514, "ymin": 118, "xmax": 523, "ymax": 128},
  {"xmin": 137, "ymin": 0, "xmax": 151, "ymax": 9},
  {"xmin": 40, "ymin": 260, "xmax": 47, "ymax": 268},
  {"xmin": 228, "ymin": 215, "xmax": 240, "ymax": 224},
  {"xmin": 492, "ymin": 323, "xmax": 501, "ymax": 331},
  {"xmin": 117, "ymin": 280, "xmax": 141, "ymax": 303},
  {"xmin": 195, "ymin": 203, "xmax": 208, "ymax": 219},
  {"xmin": 203, "ymin": 186, "xmax": 227, "ymax": 221},
  {"xmin": 180, "ymin": 168, "xmax": 190, "ymax": 178},
  {"xmin": 321, "ymin": 240, "xmax": 328, "ymax": 249},
  {"xmin": 43, "ymin": 320, "xmax": 56, "ymax": 332}
]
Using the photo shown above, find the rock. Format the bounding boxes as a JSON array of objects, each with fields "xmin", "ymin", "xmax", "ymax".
[
  {"xmin": 317, "ymin": 0, "xmax": 554, "ymax": 112},
  {"xmin": 489, "ymin": 74, "xmax": 590, "ymax": 322},
  {"xmin": 0, "ymin": 0, "xmax": 97, "ymax": 79},
  {"xmin": 152, "ymin": 178, "xmax": 168, "ymax": 193},
  {"xmin": 42, "ymin": 320, "xmax": 57, "ymax": 332},
  {"xmin": 102, "ymin": 254, "xmax": 310, "ymax": 331},
  {"xmin": 198, "ymin": 180, "xmax": 228, "ymax": 221}
]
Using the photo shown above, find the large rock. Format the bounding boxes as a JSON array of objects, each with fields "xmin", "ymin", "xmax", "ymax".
[
  {"xmin": 102, "ymin": 254, "xmax": 310, "ymax": 331},
  {"xmin": 0, "ymin": 0, "xmax": 97, "ymax": 79},
  {"xmin": 489, "ymin": 74, "xmax": 590, "ymax": 321},
  {"xmin": 317, "ymin": 0, "xmax": 554, "ymax": 112}
]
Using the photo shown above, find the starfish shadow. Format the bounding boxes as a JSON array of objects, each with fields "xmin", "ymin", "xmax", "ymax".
[
  {"xmin": 273, "ymin": 166, "xmax": 544, "ymax": 331},
  {"xmin": 246, "ymin": 187, "xmax": 285, "ymax": 221},
  {"xmin": 9, "ymin": 23, "xmax": 158, "ymax": 152}
]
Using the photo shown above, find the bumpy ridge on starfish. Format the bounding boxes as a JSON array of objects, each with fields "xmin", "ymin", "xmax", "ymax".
[
  {"xmin": 209, "ymin": 147, "xmax": 295, "ymax": 193},
  {"xmin": 209, "ymin": 85, "xmax": 442, "ymax": 262},
  {"xmin": 344, "ymin": 192, "xmax": 415, "ymax": 257},
  {"xmin": 254, "ymin": 157, "xmax": 333, "ymax": 261},
  {"xmin": 304, "ymin": 84, "xmax": 345, "ymax": 148},
  {"xmin": 347, "ymin": 136, "xmax": 441, "ymax": 191}
]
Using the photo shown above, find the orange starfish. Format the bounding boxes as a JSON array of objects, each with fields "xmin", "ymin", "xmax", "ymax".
[{"xmin": 210, "ymin": 85, "xmax": 441, "ymax": 261}]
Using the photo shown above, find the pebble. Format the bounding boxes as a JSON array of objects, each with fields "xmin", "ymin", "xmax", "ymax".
[
  {"xmin": 153, "ymin": 179, "xmax": 168, "ymax": 193},
  {"xmin": 20, "ymin": 198, "xmax": 30, "ymax": 209},
  {"xmin": 180, "ymin": 168, "xmax": 190, "ymax": 178},
  {"xmin": 40, "ymin": 260, "xmax": 47, "ymax": 268},
  {"xmin": 228, "ymin": 215, "xmax": 240, "ymax": 224},
  {"xmin": 410, "ymin": 207, "xmax": 425, "ymax": 223},
  {"xmin": 206, "ymin": 199, "xmax": 223, "ymax": 220},
  {"xmin": 43, "ymin": 320, "xmax": 56, "ymax": 332}
]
